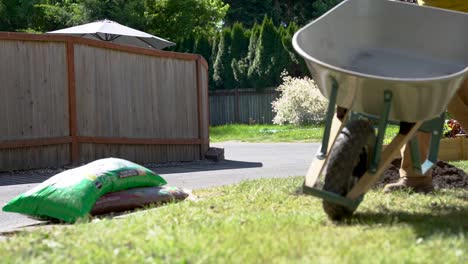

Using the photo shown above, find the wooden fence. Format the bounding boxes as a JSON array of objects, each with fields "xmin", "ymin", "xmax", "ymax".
[
  {"xmin": 0, "ymin": 32, "xmax": 209, "ymax": 171},
  {"xmin": 209, "ymin": 88, "xmax": 279, "ymax": 125}
]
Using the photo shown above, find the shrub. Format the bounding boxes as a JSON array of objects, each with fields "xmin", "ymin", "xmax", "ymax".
[{"xmin": 272, "ymin": 73, "xmax": 328, "ymax": 125}]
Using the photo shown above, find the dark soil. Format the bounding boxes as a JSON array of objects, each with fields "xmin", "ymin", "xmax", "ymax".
[{"xmin": 376, "ymin": 159, "xmax": 468, "ymax": 189}]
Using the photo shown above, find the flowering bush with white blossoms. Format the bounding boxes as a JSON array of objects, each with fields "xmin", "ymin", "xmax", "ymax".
[{"xmin": 272, "ymin": 73, "xmax": 328, "ymax": 125}]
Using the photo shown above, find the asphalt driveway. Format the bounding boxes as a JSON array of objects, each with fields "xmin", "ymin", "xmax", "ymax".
[{"xmin": 0, "ymin": 142, "xmax": 319, "ymax": 233}]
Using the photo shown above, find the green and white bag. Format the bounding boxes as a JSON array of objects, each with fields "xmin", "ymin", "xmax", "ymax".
[{"xmin": 3, "ymin": 158, "xmax": 166, "ymax": 223}]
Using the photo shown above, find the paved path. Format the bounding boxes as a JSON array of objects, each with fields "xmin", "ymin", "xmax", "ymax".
[{"xmin": 0, "ymin": 142, "xmax": 319, "ymax": 233}]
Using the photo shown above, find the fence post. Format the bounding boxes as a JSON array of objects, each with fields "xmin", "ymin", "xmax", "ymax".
[
  {"xmin": 196, "ymin": 58, "xmax": 202, "ymax": 159},
  {"xmin": 196, "ymin": 57, "xmax": 210, "ymax": 159},
  {"xmin": 66, "ymin": 39, "xmax": 79, "ymax": 165}
]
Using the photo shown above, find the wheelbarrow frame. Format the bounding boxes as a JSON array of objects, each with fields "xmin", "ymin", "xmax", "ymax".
[
  {"xmin": 294, "ymin": 0, "xmax": 467, "ymax": 214},
  {"xmin": 302, "ymin": 77, "xmax": 445, "ymax": 210}
]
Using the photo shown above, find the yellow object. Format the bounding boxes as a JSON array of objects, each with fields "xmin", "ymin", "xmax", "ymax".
[{"xmin": 418, "ymin": 0, "xmax": 468, "ymax": 12}]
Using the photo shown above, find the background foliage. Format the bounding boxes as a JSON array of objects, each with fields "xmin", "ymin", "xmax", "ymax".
[{"xmin": 0, "ymin": 0, "xmax": 342, "ymax": 90}]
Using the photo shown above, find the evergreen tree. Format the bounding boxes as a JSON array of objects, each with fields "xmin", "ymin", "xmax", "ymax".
[
  {"xmin": 245, "ymin": 23, "xmax": 261, "ymax": 67},
  {"xmin": 194, "ymin": 34, "xmax": 212, "ymax": 63},
  {"xmin": 312, "ymin": 0, "xmax": 343, "ymax": 18},
  {"xmin": 230, "ymin": 22, "xmax": 250, "ymax": 88},
  {"xmin": 231, "ymin": 58, "xmax": 248, "ymax": 89},
  {"xmin": 223, "ymin": 0, "xmax": 343, "ymax": 28},
  {"xmin": 223, "ymin": 0, "xmax": 274, "ymax": 28},
  {"xmin": 213, "ymin": 28, "xmax": 235, "ymax": 89},
  {"xmin": 230, "ymin": 22, "xmax": 249, "ymax": 61},
  {"xmin": 247, "ymin": 16, "xmax": 285, "ymax": 90},
  {"xmin": 175, "ymin": 34, "xmax": 196, "ymax": 53},
  {"xmin": 280, "ymin": 22, "xmax": 308, "ymax": 77},
  {"xmin": 210, "ymin": 32, "xmax": 220, "ymax": 66},
  {"xmin": 234, "ymin": 22, "xmax": 261, "ymax": 88},
  {"xmin": 209, "ymin": 33, "xmax": 220, "ymax": 90}
]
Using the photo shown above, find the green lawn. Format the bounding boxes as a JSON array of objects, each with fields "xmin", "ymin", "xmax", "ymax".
[
  {"xmin": 1, "ymin": 177, "xmax": 466, "ymax": 263},
  {"xmin": 210, "ymin": 124, "xmax": 324, "ymax": 142},
  {"xmin": 210, "ymin": 124, "xmax": 400, "ymax": 143},
  {"xmin": 450, "ymin": 160, "xmax": 468, "ymax": 172},
  {"xmin": 1, "ymin": 124, "xmax": 465, "ymax": 262}
]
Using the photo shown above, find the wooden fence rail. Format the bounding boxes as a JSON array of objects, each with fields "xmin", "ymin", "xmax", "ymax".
[
  {"xmin": 0, "ymin": 32, "xmax": 209, "ymax": 171},
  {"xmin": 209, "ymin": 88, "xmax": 279, "ymax": 125}
]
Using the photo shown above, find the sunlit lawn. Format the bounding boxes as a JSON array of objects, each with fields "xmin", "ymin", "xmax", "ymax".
[
  {"xmin": 210, "ymin": 124, "xmax": 400, "ymax": 143},
  {"xmin": 210, "ymin": 124, "xmax": 324, "ymax": 142},
  {"xmin": 1, "ymin": 177, "xmax": 466, "ymax": 263},
  {"xmin": 1, "ymin": 124, "xmax": 465, "ymax": 262}
]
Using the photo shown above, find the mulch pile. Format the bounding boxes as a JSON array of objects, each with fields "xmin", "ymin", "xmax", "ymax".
[{"xmin": 376, "ymin": 159, "xmax": 468, "ymax": 189}]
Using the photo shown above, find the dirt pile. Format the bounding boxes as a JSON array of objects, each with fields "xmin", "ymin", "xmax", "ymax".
[{"xmin": 376, "ymin": 159, "xmax": 468, "ymax": 189}]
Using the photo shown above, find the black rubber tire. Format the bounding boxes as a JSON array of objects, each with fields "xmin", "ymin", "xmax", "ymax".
[{"xmin": 322, "ymin": 119, "xmax": 375, "ymax": 221}]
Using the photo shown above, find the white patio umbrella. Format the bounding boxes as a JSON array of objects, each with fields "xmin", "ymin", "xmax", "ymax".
[{"xmin": 48, "ymin": 19, "xmax": 175, "ymax": 50}]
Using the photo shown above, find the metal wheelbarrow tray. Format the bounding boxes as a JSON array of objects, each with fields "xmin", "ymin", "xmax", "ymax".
[
  {"xmin": 294, "ymin": 0, "xmax": 467, "ymax": 122},
  {"xmin": 293, "ymin": 0, "xmax": 468, "ymax": 220}
]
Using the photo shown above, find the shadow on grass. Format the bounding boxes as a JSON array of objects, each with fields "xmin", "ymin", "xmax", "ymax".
[
  {"xmin": 351, "ymin": 206, "xmax": 468, "ymax": 237},
  {"xmin": 295, "ymin": 186, "xmax": 467, "ymax": 236},
  {"xmin": 455, "ymin": 193, "xmax": 468, "ymax": 201}
]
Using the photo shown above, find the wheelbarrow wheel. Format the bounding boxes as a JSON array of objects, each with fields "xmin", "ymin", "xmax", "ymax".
[{"xmin": 322, "ymin": 119, "xmax": 375, "ymax": 221}]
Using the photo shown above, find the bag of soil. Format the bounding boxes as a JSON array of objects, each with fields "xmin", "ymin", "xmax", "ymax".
[{"xmin": 2, "ymin": 158, "xmax": 166, "ymax": 223}]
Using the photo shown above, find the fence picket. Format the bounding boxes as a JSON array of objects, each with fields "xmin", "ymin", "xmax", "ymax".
[{"xmin": 209, "ymin": 88, "xmax": 279, "ymax": 125}]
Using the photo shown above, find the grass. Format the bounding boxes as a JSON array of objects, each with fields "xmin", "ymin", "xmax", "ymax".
[
  {"xmin": 383, "ymin": 125, "xmax": 399, "ymax": 144},
  {"xmin": 210, "ymin": 124, "xmax": 401, "ymax": 143},
  {"xmin": 1, "ymin": 177, "xmax": 467, "ymax": 263},
  {"xmin": 210, "ymin": 124, "xmax": 323, "ymax": 142},
  {"xmin": 1, "ymin": 124, "xmax": 465, "ymax": 262},
  {"xmin": 450, "ymin": 160, "xmax": 468, "ymax": 172}
]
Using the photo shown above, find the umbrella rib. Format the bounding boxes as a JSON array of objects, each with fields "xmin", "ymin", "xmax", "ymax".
[
  {"xmin": 92, "ymin": 33, "xmax": 105, "ymax": 41},
  {"xmin": 136, "ymin": 37, "xmax": 158, "ymax": 49}
]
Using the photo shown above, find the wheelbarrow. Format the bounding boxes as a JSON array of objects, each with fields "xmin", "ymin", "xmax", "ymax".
[{"xmin": 292, "ymin": 0, "xmax": 468, "ymax": 220}]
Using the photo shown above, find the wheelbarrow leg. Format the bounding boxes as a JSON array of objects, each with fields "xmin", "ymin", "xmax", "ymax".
[
  {"xmin": 304, "ymin": 78, "xmax": 349, "ymax": 189},
  {"xmin": 346, "ymin": 121, "xmax": 423, "ymax": 200},
  {"xmin": 304, "ymin": 115, "xmax": 347, "ymax": 188}
]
